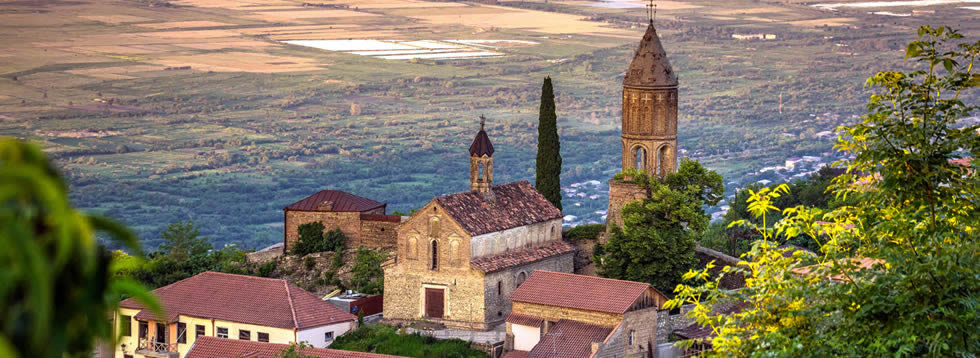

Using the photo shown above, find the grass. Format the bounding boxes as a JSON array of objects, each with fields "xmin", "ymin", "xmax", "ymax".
[{"xmin": 330, "ymin": 324, "xmax": 489, "ymax": 358}]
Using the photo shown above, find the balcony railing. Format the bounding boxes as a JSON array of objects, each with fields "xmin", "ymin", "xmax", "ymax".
[{"xmin": 138, "ymin": 337, "xmax": 177, "ymax": 353}]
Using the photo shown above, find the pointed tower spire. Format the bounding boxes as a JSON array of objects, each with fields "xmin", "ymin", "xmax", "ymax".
[
  {"xmin": 469, "ymin": 115, "xmax": 494, "ymax": 193},
  {"xmin": 624, "ymin": 23, "xmax": 677, "ymax": 89}
]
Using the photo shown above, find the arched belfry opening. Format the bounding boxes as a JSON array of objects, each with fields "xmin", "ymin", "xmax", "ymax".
[{"xmin": 633, "ymin": 146, "xmax": 646, "ymax": 172}]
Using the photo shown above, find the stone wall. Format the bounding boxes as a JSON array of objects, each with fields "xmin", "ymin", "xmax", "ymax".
[
  {"xmin": 284, "ymin": 211, "xmax": 360, "ymax": 253},
  {"xmin": 358, "ymin": 216, "xmax": 399, "ymax": 250},
  {"xmin": 384, "ymin": 202, "xmax": 490, "ymax": 330},
  {"xmin": 511, "ymin": 302, "xmax": 623, "ymax": 328},
  {"xmin": 621, "ymin": 306, "xmax": 659, "ymax": 356},
  {"xmin": 604, "ymin": 181, "xmax": 648, "ymax": 242},
  {"xmin": 469, "ymin": 219, "xmax": 562, "ymax": 258},
  {"xmin": 482, "ymin": 252, "xmax": 574, "ymax": 324},
  {"xmin": 656, "ymin": 305, "xmax": 695, "ymax": 344},
  {"xmin": 283, "ymin": 210, "xmax": 398, "ymax": 253}
]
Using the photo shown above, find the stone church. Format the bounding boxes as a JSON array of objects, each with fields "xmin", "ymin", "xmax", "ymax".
[
  {"xmin": 382, "ymin": 120, "xmax": 576, "ymax": 331},
  {"xmin": 606, "ymin": 22, "xmax": 679, "ymax": 235}
]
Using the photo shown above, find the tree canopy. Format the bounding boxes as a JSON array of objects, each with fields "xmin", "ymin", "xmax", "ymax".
[
  {"xmin": 158, "ymin": 220, "xmax": 211, "ymax": 261},
  {"xmin": 596, "ymin": 158, "xmax": 723, "ymax": 293},
  {"xmin": 668, "ymin": 26, "xmax": 979, "ymax": 357}
]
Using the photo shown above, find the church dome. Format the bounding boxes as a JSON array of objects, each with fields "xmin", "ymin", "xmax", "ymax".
[{"xmin": 623, "ymin": 24, "xmax": 677, "ymax": 88}]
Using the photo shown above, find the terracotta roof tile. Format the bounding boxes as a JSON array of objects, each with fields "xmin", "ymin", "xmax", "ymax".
[
  {"xmin": 509, "ymin": 271, "xmax": 650, "ymax": 314},
  {"xmin": 435, "ymin": 181, "xmax": 562, "ymax": 236},
  {"xmin": 186, "ymin": 336, "xmax": 403, "ymax": 358},
  {"xmin": 120, "ymin": 272, "xmax": 354, "ymax": 329},
  {"xmin": 285, "ymin": 190, "xmax": 385, "ymax": 212},
  {"xmin": 526, "ymin": 320, "xmax": 612, "ymax": 358},
  {"xmin": 502, "ymin": 351, "xmax": 528, "ymax": 358},
  {"xmin": 506, "ymin": 313, "xmax": 543, "ymax": 327},
  {"xmin": 471, "ymin": 240, "xmax": 576, "ymax": 273}
]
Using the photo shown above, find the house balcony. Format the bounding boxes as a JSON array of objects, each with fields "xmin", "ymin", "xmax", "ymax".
[{"xmin": 136, "ymin": 337, "xmax": 179, "ymax": 358}]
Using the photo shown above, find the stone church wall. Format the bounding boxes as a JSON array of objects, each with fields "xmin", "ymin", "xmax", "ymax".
[
  {"xmin": 358, "ymin": 215, "xmax": 400, "ymax": 250},
  {"xmin": 469, "ymin": 219, "xmax": 562, "ymax": 258},
  {"xmin": 482, "ymin": 252, "xmax": 575, "ymax": 324}
]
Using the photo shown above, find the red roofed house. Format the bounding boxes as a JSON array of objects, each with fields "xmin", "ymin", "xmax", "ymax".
[
  {"xmin": 283, "ymin": 189, "xmax": 402, "ymax": 254},
  {"xmin": 185, "ymin": 336, "xmax": 403, "ymax": 358},
  {"xmin": 113, "ymin": 272, "xmax": 357, "ymax": 358},
  {"xmin": 382, "ymin": 121, "xmax": 576, "ymax": 330},
  {"xmin": 504, "ymin": 271, "xmax": 668, "ymax": 358}
]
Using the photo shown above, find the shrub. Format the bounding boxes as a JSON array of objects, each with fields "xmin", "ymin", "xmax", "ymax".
[
  {"xmin": 332, "ymin": 250, "xmax": 345, "ymax": 268},
  {"xmin": 304, "ymin": 256, "xmax": 316, "ymax": 271},
  {"xmin": 292, "ymin": 223, "xmax": 347, "ymax": 256},
  {"xmin": 258, "ymin": 260, "xmax": 277, "ymax": 277},
  {"xmin": 564, "ymin": 223, "xmax": 605, "ymax": 242},
  {"xmin": 330, "ymin": 324, "xmax": 488, "ymax": 358}
]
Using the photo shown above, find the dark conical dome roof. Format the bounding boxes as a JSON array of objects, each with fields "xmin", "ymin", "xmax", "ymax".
[
  {"xmin": 624, "ymin": 23, "xmax": 677, "ymax": 88},
  {"xmin": 469, "ymin": 128, "xmax": 494, "ymax": 156}
]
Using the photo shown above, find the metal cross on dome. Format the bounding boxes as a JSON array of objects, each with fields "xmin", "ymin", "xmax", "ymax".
[
  {"xmin": 646, "ymin": 0, "xmax": 657, "ymax": 25},
  {"xmin": 479, "ymin": 114, "xmax": 486, "ymax": 130}
]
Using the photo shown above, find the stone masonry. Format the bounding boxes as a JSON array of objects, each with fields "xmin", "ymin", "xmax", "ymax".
[
  {"xmin": 283, "ymin": 210, "xmax": 398, "ymax": 253},
  {"xmin": 603, "ymin": 180, "xmax": 649, "ymax": 242}
]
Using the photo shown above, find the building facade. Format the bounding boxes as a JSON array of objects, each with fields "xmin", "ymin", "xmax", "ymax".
[
  {"xmin": 503, "ymin": 271, "xmax": 668, "ymax": 358},
  {"xmin": 113, "ymin": 272, "xmax": 357, "ymax": 358},
  {"xmin": 283, "ymin": 190, "xmax": 401, "ymax": 253},
  {"xmin": 606, "ymin": 22, "xmax": 680, "ymax": 235},
  {"xmin": 383, "ymin": 123, "xmax": 575, "ymax": 331}
]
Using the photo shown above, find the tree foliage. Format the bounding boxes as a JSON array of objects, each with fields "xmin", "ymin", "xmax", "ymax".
[
  {"xmin": 535, "ymin": 76, "xmax": 562, "ymax": 211},
  {"xmin": 158, "ymin": 219, "xmax": 211, "ymax": 261},
  {"xmin": 350, "ymin": 248, "xmax": 388, "ymax": 294},
  {"xmin": 668, "ymin": 26, "xmax": 979, "ymax": 357},
  {"xmin": 292, "ymin": 223, "xmax": 346, "ymax": 256},
  {"xmin": 0, "ymin": 139, "xmax": 158, "ymax": 358},
  {"xmin": 597, "ymin": 158, "xmax": 723, "ymax": 293}
]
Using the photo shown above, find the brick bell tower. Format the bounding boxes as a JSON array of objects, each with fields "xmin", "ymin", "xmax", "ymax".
[
  {"xmin": 469, "ymin": 115, "xmax": 494, "ymax": 193},
  {"xmin": 604, "ymin": 22, "xmax": 679, "ymax": 238}
]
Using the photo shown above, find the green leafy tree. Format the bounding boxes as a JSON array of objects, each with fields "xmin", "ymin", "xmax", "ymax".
[
  {"xmin": 0, "ymin": 139, "xmax": 159, "ymax": 358},
  {"xmin": 158, "ymin": 219, "xmax": 211, "ymax": 261},
  {"xmin": 350, "ymin": 248, "xmax": 388, "ymax": 294},
  {"xmin": 668, "ymin": 26, "xmax": 979, "ymax": 357},
  {"xmin": 277, "ymin": 342, "xmax": 316, "ymax": 358},
  {"xmin": 535, "ymin": 76, "xmax": 562, "ymax": 211},
  {"xmin": 292, "ymin": 223, "xmax": 346, "ymax": 255},
  {"xmin": 597, "ymin": 158, "xmax": 723, "ymax": 293}
]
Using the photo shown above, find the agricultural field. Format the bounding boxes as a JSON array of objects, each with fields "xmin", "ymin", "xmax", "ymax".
[{"xmin": 0, "ymin": 0, "xmax": 977, "ymax": 249}]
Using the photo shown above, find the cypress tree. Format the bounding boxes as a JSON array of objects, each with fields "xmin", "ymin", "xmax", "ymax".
[{"xmin": 535, "ymin": 76, "xmax": 562, "ymax": 211}]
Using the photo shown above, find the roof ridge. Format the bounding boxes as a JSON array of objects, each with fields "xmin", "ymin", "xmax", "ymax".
[
  {"xmin": 201, "ymin": 271, "xmax": 289, "ymax": 282},
  {"xmin": 283, "ymin": 280, "xmax": 299, "ymax": 329}
]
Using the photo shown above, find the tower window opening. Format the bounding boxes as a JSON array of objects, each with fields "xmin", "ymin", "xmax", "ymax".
[
  {"xmin": 634, "ymin": 147, "xmax": 646, "ymax": 172},
  {"xmin": 478, "ymin": 162, "xmax": 484, "ymax": 180}
]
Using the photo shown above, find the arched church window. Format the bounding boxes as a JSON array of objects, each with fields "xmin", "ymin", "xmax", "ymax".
[
  {"xmin": 634, "ymin": 146, "xmax": 646, "ymax": 171},
  {"xmin": 449, "ymin": 240, "xmax": 459, "ymax": 265},
  {"xmin": 429, "ymin": 217, "xmax": 440, "ymax": 237},
  {"xmin": 431, "ymin": 240, "xmax": 439, "ymax": 270},
  {"xmin": 408, "ymin": 236, "xmax": 418, "ymax": 260}
]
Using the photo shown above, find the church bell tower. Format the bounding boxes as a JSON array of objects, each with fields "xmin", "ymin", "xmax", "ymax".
[
  {"xmin": 621, "ymin": 22, "xmax": 678, "ymax": 177},
  {"xmin": 604, "ymin": 20, "xmax": 679, "ymax": 238},
  {"xmin": 469, "ymin": 115, "xmax": 494, "ymax": 193}
]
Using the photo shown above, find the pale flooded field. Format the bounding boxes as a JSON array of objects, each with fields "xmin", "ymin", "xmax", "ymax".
[
  {"xmin": 282, "ymin": 39, "xmax": 539, "ymax": 60},
  {"xmin": 812, "ymin": 0, "xmax": 980, "ymax": 10}
]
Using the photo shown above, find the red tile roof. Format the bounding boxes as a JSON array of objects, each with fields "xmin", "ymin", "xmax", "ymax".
[
  {"xmin": 506, "ymin": 313, "xmax": 543, "ymax": 328},
  {"xmin": 471, "ymin": 240, "xmax": 576, "ymax": 273},
  {"xmin": 792, "ymin": 257, "xmax": 884, "ymax": 283},
  {"xmin": 285, "ymin": 190, "xmax": 385, "ymax": 212},
  {"xmin": 509, "ymin": 271, "xmax": 650, "ymax": 314},
  {"xmin": 502, "ymin": 351, "xmax": 528, "ymax": 358},
  {"xmin": 120, "ymin": 272, "xmax": 355, "ymax": 329},
  {"xmin": 469, "ymin": 128, "xmax": 495, "ymax": 157},
  {"xmin": 435, "ymin": 181, "xmax": 562, "ymax": 236},
  {"xmin": 185, "ymin": 336, "xmax": 403, "ymax": 358},
  {"xmin": 526, "ymin": 320, "xmax": 612, "ymax": 358}
]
